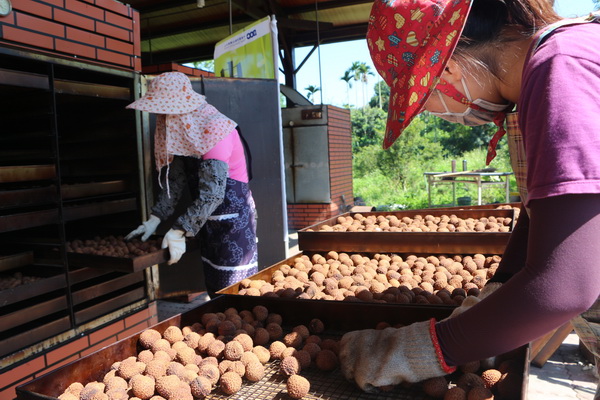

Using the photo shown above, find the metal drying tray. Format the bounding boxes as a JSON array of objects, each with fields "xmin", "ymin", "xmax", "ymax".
[
  {"xmin": 66, "ymin": 236, "xmax": 199, "ymax": 273},
  {"xmin": 15, "ymin": 295, "xmax": 529, "ymax": 400},
  {"xmin": 297, "ymin": 209, "xmax": 515, "ymax": 254}
]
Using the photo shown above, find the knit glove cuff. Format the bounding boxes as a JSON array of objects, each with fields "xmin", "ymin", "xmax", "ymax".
[{"xmin": 340, "ymin": 319, "xmax": 455, "ymax": 393}]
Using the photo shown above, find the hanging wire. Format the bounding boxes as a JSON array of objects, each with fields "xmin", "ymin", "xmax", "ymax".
[
  {"xmin": 229, "ymin": 0, "xmax": 233, "ymax": 35},
  {"xmin": 315, "ymin": 0, "xmax": 324, "ymax": 105}
]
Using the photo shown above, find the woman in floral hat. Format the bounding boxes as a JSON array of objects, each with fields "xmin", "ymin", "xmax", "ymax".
[
  {"xmin": 340, "ymin": 0, "xmax": 600, "ymax": 395},
  {"xmin": 125, "ymin": 72, "xmax": 258, "ymax": 297}
]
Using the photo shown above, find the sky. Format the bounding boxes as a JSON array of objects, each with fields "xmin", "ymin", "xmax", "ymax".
[{"xmin": 288, "ymin": 0, "xmax": 597, "ymax": 107}]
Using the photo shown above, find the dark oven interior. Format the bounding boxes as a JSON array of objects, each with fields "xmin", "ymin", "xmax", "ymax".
[{"xmin": 0, "ymin": 50, "xmax": 148, "ymax": 358}]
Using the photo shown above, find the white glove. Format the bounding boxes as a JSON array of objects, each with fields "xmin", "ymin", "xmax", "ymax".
[
  {"xmin": 446, "ymin": 282, "xmax": 502, "ymax": 320},
  {"xmin": 339, "ymin": 319, "xmax": 456, "ymax": 393},
  {"xmin": 125, "ymin": 215, "xmax": 161, "ymax": 241},
  {"xmin": 162, "ymin": 229, "xmax": 186, "ymax": 265}
]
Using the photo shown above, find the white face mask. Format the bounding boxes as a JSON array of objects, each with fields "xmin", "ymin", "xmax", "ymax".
[{"xmin": 430, "ymin": 78, "xmax": 510, "ymax": 126}]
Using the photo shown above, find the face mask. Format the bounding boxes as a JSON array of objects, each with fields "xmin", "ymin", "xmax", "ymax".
[{"xmin": 430, "ymin": 78, "xmax": 510, "ymax": 126}]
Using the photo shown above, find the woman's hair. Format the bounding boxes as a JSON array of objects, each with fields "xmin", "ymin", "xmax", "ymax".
[{"xmin": 454, "ymin": 0, "xmax": 562, "ymax": 79}]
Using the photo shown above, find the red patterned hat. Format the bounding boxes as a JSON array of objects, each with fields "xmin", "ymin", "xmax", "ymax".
[{"xmin": 367, "ymin": 0, "xmax": 473, "ymax": 149}]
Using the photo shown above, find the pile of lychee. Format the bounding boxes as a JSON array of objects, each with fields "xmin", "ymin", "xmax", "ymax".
[
  {"xmin": 0, "ymin": 271, "xmax": 42, "ymax": 290},
  {"xmin": 309, "ymin": 213, "xmax": 512, "ymax": 233},
  {"xmin": 420, "ymin": 353, "xmax": 523, "ymax": 399},
  {"xmin": 56, "ymin": 305, "xmax": 336, "ymax": 400},
  {"xmin": 66, "ymin": 236, "xmax": 161, "ymax": 258},
  {"xmin": 237, "ymin": 252, "xmax": 501, "ymax": 306}
]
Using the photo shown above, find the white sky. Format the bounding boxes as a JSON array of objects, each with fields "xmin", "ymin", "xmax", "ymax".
[{"xmin": 289, "ymin": 0, "xmax": 597, "ymax": 107}]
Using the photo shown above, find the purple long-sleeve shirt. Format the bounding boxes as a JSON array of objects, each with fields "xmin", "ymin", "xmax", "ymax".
[{"xmin": 436, "ymin": 21, "xmax": 600, "ymax": 366}]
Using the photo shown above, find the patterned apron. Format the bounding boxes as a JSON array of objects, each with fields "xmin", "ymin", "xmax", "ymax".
[
  {"xmin": 200, "ymin": 178, "xmax": 258, "ymax": 296},
  {"xmin": 506, "ymin": 14, "xmax": 600, "ymax": 395}
]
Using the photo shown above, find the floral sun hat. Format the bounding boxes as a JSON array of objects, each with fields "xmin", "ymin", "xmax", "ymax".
[
  {"xmin": 126, "ymin": 71, "xmax": 207, "ymax": 114},
  {"xmin": 367, "ymin": 0, "xmax": 473, "ymax": 149}
]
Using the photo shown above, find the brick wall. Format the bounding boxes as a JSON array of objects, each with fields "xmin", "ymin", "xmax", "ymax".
[
  {"xmin": 287, "ymin": 105, "xmax": 353, "ymax": 230},
  {"xmin": 0, "ymin": 0, "xmax": 140, "ymax": 71},
  {"xmin": 143, "ymin": 62, "xmax": 215, "ymax": 77},
  {"xmin": 0, "ymin": 303, "xmax": 158, "ymax": 400}
]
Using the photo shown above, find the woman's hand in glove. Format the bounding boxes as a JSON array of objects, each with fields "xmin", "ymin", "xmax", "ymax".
[
  {"xmin": 339, "ymin": 319, "xmax": 455, "ymax": 393},
  {"xmin": 162, "ymin": 229, "xmax": 186, "ymax": 265},
  {"xmin": 125, "ymin": 215, "xmax": 161, "ymax": 241},
  {"xmin": 446, "ymin": 282, "xmax": 502, "ymax": 320}
]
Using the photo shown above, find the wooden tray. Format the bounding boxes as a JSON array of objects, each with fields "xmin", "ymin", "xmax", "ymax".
[
  {"xmin": 298, "ymin": 209, "xmax": 515, "ymax": 254},
  {"xmin": 15, "ymin": 296, "xmax": 529, "ymax": 400},
  {"xmin": 66, "ymin": 238, "xmax": 199, "ymax": 273}
]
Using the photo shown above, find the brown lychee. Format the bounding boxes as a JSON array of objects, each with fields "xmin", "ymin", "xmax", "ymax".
[
  {"xmin": 286, "ymin": 374, "xmax": 310, "ymax": 399},
  {"xmin": 315, "ymin": 349, "xmax": 338, "ymax": 371},
  {"xmin": 163, "ymin": 326, "xmax": 184, "ymax": 344},
  {"xmin": 219, "ymin": 371, "xmax": 242, "ymax": 395},
  {"xmin": 139, "ymin": 329, "xmax": 162, "ymax": 349},
  {"xmin": 190, "ymin": 376, "xmax": 212, "ymax": 398},
  {"xmin": 269, "ymin": 341, "xmax": 287, "ymax": 359},
  {"xmin": 280, "ymin": 355, "xmax": 301, "ymax": 376},
  {"xmin": 252, "ymin": 346, "xmax": 271, "ymax": 364},
  {"xmin": 422, "ymin": 376, "xmax": 448, "ymax": 398},
  {"xmin": 155, "ymin": 375, "xmax": 182, "ymax": 399},
  {"xmin": 130, "ymin": 374, "xmax": 155, "ymax": 400},
  {"xmin": 224, "ymin": 340, "xmax": 244, "ymax": 361},
  {"xmin": 444, "ymin": 386, "xmax": 467, "ymax": 400},
  {"xmin": 481, "ymin": 369, "xmax": 502, "ymax": 389},
  {"xmin": 245, "ymin": 361, "xmax": 265, "ymax": 382},
  {"xmin": 457, "ymin": 372, "xmax": 485, "ymax": 392}
]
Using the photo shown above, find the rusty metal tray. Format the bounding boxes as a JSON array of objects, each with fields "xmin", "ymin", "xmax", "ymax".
[
  {"xmin": 62, "ymin": 198, "xmax": 137, "ymax": 221},
  {"xmin": 0, "ymin": 265, "xmax": 66, "ymax": 307},
  {"xmin": 0, "ymin": 165, "xmax": 56, "ymax": 183},
  {"xmin": 66, "ymin": 238, "xmax": 198, "ymax": 273},
  {"xmin": 0, "ymin": 209, "xmax": 60, "ymax": 233},
  {"xmin": 15, "ymin": 295, "xmax": 529, "ymax": 400},
  {"xmin": 60, "ymin": 180, "xmax": 129, "ymax": 200},
  {"xmin": 298, "ymin": 209, "xmax": 515, "ymax": 254},
  {"xmin": 217, "ymin": 250, "xmax": 499, "ymax": 298},
  {"xmin": 0, "ymin": 251, "xmax": 34, "ymax": 273},
  {"xmin": 0, "ymin": 186, "xmax": 58, "ymax": 209}
]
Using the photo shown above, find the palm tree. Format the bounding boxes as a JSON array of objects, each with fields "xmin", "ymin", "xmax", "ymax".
[
  {"xmin": 305, "ymin": 85, "xmax": 320, "ymax": 103},
  {"xmin": 356, "ymin": 62, "xmax": 375, "ymax": 107},
  {"xmin": 594, "ymin": 0, "xmax": 600, "ymax": 11},
  {"xmin": 349, "ymin": 61, "xmax": 363, "ymax": 107},
  {"xmin": 340, "ymin": 70, "xmax": 354, "ymax": 108}
]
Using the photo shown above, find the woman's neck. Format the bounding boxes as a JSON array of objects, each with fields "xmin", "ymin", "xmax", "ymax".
[{"xmin": 496, "ymin": 36, "xmax": 536, "ymax": 104}]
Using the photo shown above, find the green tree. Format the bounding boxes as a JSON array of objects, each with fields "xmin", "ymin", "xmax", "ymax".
[
  {"xmin": 351, "ymin": 107, "xmax": 387, "ymax": 151},
  {"xmin": 340, "ymin": 70, "xmax": 354, "ymax": 108},
  {"xmin": 355, "ymin": 62, "xmax": 375, "ymax": 107},
  {"xmin": 304, "ymin": 85, "xmax": 320, "ymax": 103},
  {"xmin": 594, "ymin": 0, "xmax": 600, "ymax": 10},
  {"xmin": 369, "ymin": 80, "xmax": 390, "ymax": 111},
  {"xmin": 192, "ymin": 60, "xmax": 214, "ymax": 72}
]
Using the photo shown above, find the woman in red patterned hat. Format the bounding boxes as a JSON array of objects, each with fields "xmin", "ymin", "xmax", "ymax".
[
  {"xmin": 340, "ymin": 0, "xmax": 600, "ymax": 395},
  {"xmin": 125, "ymin": 72, "xmax": 258, "ymax": 298}
]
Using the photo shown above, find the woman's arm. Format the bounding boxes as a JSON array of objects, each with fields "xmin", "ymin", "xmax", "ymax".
[
  {"xmin": 437, "ymin": 194, "xmax": 600, "ymax": 366},
  {"xmin": 151, "ymin": 156, "xmax": 187, "ymax": 221},
  {"xmin": 488, "ymin": 205, "xmax": 529, "ymax": 283}
]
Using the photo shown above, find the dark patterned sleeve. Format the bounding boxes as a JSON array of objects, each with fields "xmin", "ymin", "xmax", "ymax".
[
  {"xmin": 151, "ymin": 156, "xmax": 187, "ymax": 221},
  {"xmin": 172, "ymin": 159, "xmax": 228, "ymax": 236}
]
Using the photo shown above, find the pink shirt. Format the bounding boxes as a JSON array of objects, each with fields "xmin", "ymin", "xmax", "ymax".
[
  {"xmin": 202, "ymin": 129, "xmax": 249, "ymax": 183},
  {"xmin": 519, "ymin": 22, "xmax": 600, "ymax": 204}
]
